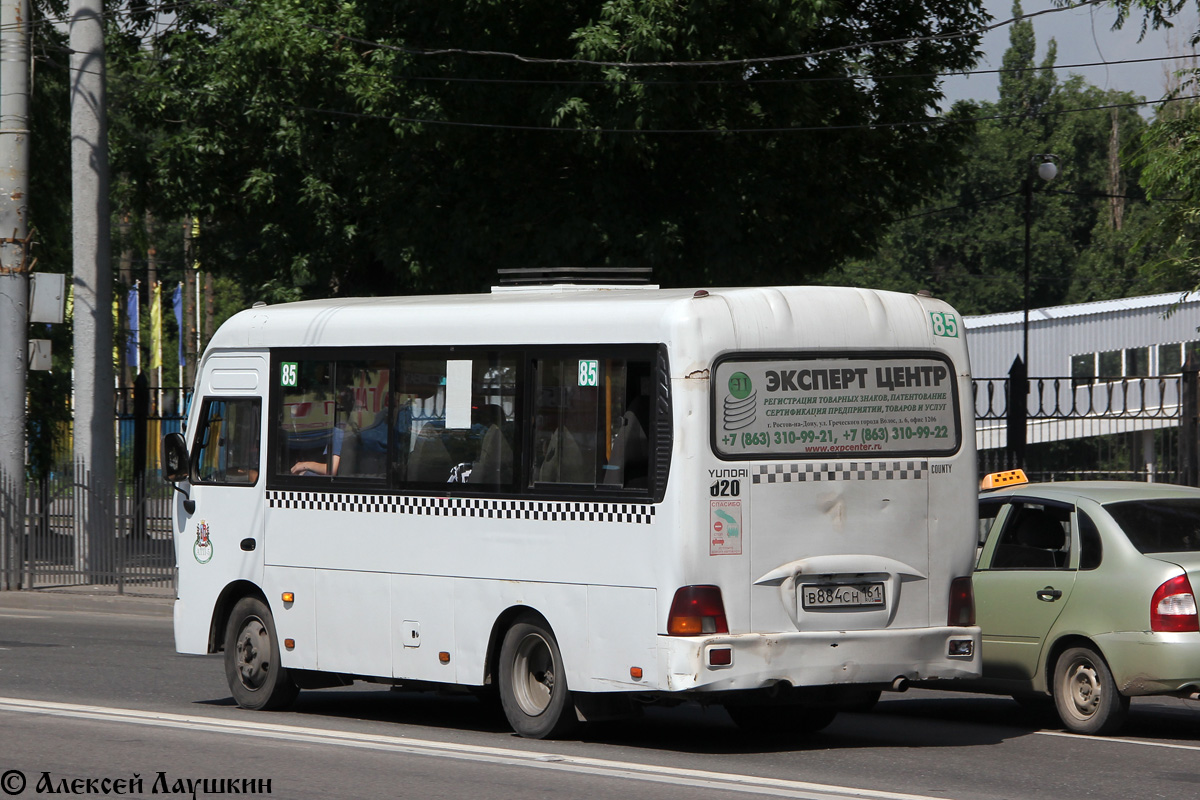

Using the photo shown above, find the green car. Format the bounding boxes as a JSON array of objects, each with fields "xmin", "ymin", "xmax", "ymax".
[{"xmin": 972, "ymin": 471, "xmax": 1200, "ymax": 735}]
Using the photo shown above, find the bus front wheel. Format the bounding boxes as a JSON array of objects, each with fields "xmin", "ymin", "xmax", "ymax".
[
  {"xmin": 498, "ymin": 615, "xmax": 578, "ymax": 739},
  {"xmin": 223, "ymin": 596, "xmax": 299, "ymax": 711}
]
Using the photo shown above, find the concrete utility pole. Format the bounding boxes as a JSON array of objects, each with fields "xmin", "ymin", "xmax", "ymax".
[
  {"xmin": 70, "ymin": 0, "xmax": 114, "ymax": 569},
  {"xmin": 0, "ymin": 0, "xmax": 32, "ymax": 568}
]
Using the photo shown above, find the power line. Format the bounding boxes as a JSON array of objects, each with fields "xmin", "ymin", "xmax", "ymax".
[
  {"xmin": 270, "ymin": 90, "xmax": 1199, "ymax": 135},
  {"xmin": 67, "ymin": 0, "xmax": 1102, "ymax": 72},
  {"xmin": 277, "ymin": 0, "xmax": 1108, "ymax": 69},
  {"xmin": 108, "ymin": 48, "xmax": 1200, "ymax": 90}
]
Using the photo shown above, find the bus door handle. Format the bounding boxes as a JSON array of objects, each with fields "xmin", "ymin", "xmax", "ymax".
[
  {"xmin": 1036, "ymin": 586, "xmax": 1062, "ymax": 602},
  {"xmin": 240, "ymin": 538, "xmax": 257, "ymax": 552}
]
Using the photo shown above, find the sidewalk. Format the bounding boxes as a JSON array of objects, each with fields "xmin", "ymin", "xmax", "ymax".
[{"xmin": 0, "ymin": 586, "xmax": 173, "ymax": 617}]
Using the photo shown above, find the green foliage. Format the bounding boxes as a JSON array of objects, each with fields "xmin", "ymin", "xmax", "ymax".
[
  {"xmin": 106, "ymin": 0, "xmax": 990, "ymax": 296},
  {"xmin": 1133, "ymin": 100, "xmax": 1200, "ymax": 291},
  {"xmin": 818, "ymin": 2, "xmax": 1185, "ymax": 316}
]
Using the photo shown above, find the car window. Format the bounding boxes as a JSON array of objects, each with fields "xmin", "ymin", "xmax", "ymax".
[
  {"xmin": 1104, "ymin": 499, "xmax": 1200, "ymax": 554},
  {"xmin": 988, "ymin": 502, "xmax": 1072, "ymax": 570},
  {"xmin": 1078, "ymin": 511, "xmax": 1103, "ymax": 570},
  {"xmin": 977, "ymin": 499, "xmax": 1006, "ymax": 567}
]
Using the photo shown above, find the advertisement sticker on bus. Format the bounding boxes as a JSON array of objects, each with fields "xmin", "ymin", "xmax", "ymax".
[{"xmin": 712, "ymin": 354, "xmax": 960, "ymax": 459}]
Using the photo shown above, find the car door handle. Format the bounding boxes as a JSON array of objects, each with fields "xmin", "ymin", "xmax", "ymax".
[
  {"xmin": 240, "ymin": 538, "xmax": 257, "ymax": 552},
  {"xmin": 1036, "ymin": 587, "xmax": 1062, "ymax": 601}
]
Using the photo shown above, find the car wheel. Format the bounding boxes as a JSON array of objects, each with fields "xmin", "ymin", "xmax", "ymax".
[
  {"xmin": 726, "ymin": 705, "xmax": 838, "ymax": 737},
  {"xmin": 498, "ymin": 614, "xmax": 578, "ymax": 739},
  {"xmin": 1052, "ymin": 645, "xmax": 1129, "ymax": 735},
  {"xmin": 224, "ymin": 596, "xmax": 299, "ymax": 711}
]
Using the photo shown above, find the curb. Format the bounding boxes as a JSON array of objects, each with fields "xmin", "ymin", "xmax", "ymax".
[{"xmin": 0, "ymin": 589, "xmax": 173, "ymax": 617}]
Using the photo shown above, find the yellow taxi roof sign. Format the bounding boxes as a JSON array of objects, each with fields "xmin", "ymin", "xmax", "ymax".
[{"xmin": 980, "ymin": 469, "xmax": 1028, "ymax": 491}]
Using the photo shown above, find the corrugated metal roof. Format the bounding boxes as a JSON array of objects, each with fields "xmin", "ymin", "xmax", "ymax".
[{"xmin": 964, "ymin": 291, "xmax": 1196, "ymax": 330}]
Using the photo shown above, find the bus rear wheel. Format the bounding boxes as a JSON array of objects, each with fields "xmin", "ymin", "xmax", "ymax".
[
  {"xmin": 498, "ymin": 615, "xmax": 578, "ymax": 739},
  {"xmin": 224, "ymin": 596, "xmax": 299, "ymax": 711}
]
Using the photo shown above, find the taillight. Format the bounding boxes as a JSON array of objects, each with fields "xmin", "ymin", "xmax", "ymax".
[
  {"xmin": 948, "ymin": 576, "xmax": 975, "ymax": 627},
  {"xmin": 1151, "ymin": 574, "xmax": 1199, "ymax": 633},
  {"xmin": 667, "ymin": 585, "xmax": 728, "ymax": 635}
]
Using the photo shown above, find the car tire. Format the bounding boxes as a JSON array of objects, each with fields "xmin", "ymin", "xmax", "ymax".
[
  {"xmin": 498, "ymin": 614, "xmax": 578, "ymax": 739},
  {"xmin": 1052, "ymin": 645, "xmax": 1129, "ymax": 735},
  {"xmin": 224, "ymin": 596, "xmax": 299, "ymax": 711}
]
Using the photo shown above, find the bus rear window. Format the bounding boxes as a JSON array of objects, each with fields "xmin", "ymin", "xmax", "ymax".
[{"xmin": 711, "ymin": 354, "xmax": 960, "ymax": 459}]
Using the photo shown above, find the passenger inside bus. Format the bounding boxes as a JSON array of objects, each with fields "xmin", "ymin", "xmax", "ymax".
[
  {"xmin": 468, "ymin": 403, "xmax": 513, "ymax": 485},
  {"xmin": 289, "ymin": 425, "xmax": 343, "ymax": 477}
]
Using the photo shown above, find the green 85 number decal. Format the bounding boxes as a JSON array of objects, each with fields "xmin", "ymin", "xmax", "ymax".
[
  {"xmin": 281, "ymin": 362, "xmax": 298, "ymax": 387},
  {"xmin": 930, "ymin": 311, "xmax": 959, "ymax": 338}
]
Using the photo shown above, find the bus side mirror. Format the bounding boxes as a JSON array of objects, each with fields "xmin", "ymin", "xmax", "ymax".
[
  {"xmin": 162, "ymin": 432, "xmax": 190, "ymax": 483},
  {"xmin": 162, "ymin": 432, "xmax": 196, "ymax": 514}
]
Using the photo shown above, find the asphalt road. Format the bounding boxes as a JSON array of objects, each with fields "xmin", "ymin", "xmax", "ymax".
[{"xmin": 0, "ymin": 591, "xmax": 1197, "ymax": 800}]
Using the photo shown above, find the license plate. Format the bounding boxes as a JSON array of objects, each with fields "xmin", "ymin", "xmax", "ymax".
[{"xmin": 801, "ymin": 582, "xmax": 885, "ymax": 609}]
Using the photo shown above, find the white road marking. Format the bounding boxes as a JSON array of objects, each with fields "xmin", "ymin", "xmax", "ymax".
[
  {"xmin": 1034, "ymin": 730, "xmax": 1200, "ymax": 751},
  {"xmin": 0, "ymin": 696, "xmax": 953, "ymax": 800},
  {"xmin": 0, "ymin": 613, "xmax": 49, "ymax": 619}
]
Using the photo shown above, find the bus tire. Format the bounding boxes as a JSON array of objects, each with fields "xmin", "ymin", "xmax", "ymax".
[
  {"xmin": 498, "ymin": 615, "xmax": 578, "ymax": 739},
  {"xmin": 224, "ymin": 596, "xmax": 299, "ymax": 711}
]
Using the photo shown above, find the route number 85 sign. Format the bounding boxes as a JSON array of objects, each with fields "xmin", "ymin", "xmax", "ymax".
[{"xmin": 930, "ymin": 312, "xmax": 958, "ymax": 338}]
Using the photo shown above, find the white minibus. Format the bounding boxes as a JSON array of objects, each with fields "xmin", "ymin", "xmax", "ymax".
[{"xmin": 163, "ymin": 284, "xmax": 981, "ymax": 738}]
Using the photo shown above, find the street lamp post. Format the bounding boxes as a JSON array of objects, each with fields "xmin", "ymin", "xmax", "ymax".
[
  {"xmin": 1011, "ymin": 154, "xmax": 1058, "ymax": 469},
  {"xmin": 1022, "ymin": 154, "xmax": 1059, "ymax": 372}
]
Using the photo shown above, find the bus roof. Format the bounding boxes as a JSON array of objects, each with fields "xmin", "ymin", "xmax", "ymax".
[{"xmin": 205, "ymin": 285, "xmax": 961, "ymax": 357}]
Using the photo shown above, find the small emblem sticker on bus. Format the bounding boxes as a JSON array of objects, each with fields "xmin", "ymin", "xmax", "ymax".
[
  {"xmin": 710, "ymin": 500, "xmax": 743, "ymax": 556},
  {"xmin": 193, "ymin": 521, "xmax": 214, "ymax": 564}
]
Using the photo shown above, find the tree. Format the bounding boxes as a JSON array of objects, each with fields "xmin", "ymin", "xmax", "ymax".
[
  {"xmin": 817, "ymin": 2, "xmax": 1169, "ymax": 316},
  {"xmin": 105, "ymin": 0, "xmax": 992, "ymax": 298}
]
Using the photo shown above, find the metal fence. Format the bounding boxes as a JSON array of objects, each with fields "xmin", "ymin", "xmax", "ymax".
[
  {"xmin": 973, "ymin": 374, "xmax": 1188, "ymax": 483},
  {"xmin": 1, "ymin": 375, "xmax": 1197, "ymax": 594},
  {"xmin": 0, "ymin": 383, "xmax": 188, "ymax": 594},
  {"xmin": 1, "ymin": 463, "xmax": 176, "ymax": 594}
]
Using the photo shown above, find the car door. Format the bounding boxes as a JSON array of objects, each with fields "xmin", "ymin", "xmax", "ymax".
[{"xmin": 974, "ymin": 498, "xmax": 1078, "ymax": 682}]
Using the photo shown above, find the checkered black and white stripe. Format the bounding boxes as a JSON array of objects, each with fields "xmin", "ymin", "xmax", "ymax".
[
  {"xmin": 751, "ymin": 461, "xmax": 927, "ymax": 484},
  {"xmin": 266, "ymin": 491, "xmax": 657, "ymax": 524}
]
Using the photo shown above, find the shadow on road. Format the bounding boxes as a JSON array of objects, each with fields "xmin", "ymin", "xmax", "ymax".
[{"xmin": 191, "ymin": 687, "xmax": 1050, "ymax": 753}]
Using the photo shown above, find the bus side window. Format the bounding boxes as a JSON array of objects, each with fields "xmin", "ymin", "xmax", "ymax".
[
  {"xmin": 395, "ymin": 359, "xmax": 452, "ymax": 484},
  {"xmin": 603, "ymin": 362, "xmax": 652, "ymax": 490},
  {"xmin": 531, "ymin": 359, "xmax": 598, "ymax": 486},
  {"xmin": 277, "ymin": 359, "xmax": 340, "ymax": 478},
  {"xmin": 334, "ymin": 360, "xmax": 390, "ymax": 481},
  {"xmin": 530, "ymin": 356, "xmax": 653, "ymax": 490},
  {"xmin": 195, "ymin": 397, "xmax": 261, "ymax": 485}
]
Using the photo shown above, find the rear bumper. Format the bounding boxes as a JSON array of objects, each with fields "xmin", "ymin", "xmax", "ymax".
[
  {"xmin": 1094, "ymin": 631, "xmax": 1200, "ymax": 696},
  {"xmin": 657, "ymin": 626, "xmax": 981, "ymax": 692}
]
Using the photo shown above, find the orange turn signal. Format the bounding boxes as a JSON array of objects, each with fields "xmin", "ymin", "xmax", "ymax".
[
  {"xmin": 630, "ymin": 667, "xmax": 643, "ymax": 680},
  {"xmin": 439, "ymin": 651, "xmax": 451, "ymax": 664},
  {"xmin": 282, "ymin": 592, "xmax": 294, "ymax": 603}
]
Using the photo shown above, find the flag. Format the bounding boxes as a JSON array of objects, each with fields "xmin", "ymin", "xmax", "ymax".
[
  {"xmin": 126, "ymin": 283, "xmax": 140, "ymax": 373},
  {"xmin": 173, "ymin": 282, "xmax": 185, "ymax": 368},
  {"xmin": 150, "ymin": 281, "xmax": 163, "ymax": 371}
]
